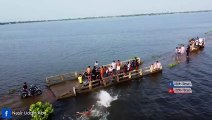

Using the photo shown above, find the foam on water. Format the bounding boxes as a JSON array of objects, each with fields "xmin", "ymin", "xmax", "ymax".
[
  {"xmin": 75, "ymin": 109, "xmax": 109, "ymax": 120},
  {"xmin": 97, "ymin": 90, "xmax": 118, "ymax": 107}
]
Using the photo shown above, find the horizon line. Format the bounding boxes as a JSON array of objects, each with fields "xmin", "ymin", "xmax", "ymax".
[{"xmin": 1, "ymin": 10, "xmax": 212, "ymax": 25}]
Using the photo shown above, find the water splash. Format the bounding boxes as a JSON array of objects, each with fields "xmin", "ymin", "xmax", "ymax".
[
  {"xmin": 92, "ymin": 109, "xmax": 109, "ymax": 120},
  {"xmin": 97, "ymin": 90, "xmax": 118, "ymax": 107},
  {"xmin": 76, "ymin": 109, "xmax": 109, "ymax": 120}
]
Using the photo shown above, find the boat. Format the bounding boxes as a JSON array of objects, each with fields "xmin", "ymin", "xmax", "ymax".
[
  {"xmin": 189, "ymin": 37, "xmax": 205, "ymax": 52},
  {"xmin": 46, "ymin": 57, "xmax": 162, "ymax": 100}
]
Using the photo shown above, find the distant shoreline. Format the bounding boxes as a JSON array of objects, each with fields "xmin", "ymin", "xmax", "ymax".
[{"xmin": 1, "ymin": 10, "xmax": 212, "ymax": 25}]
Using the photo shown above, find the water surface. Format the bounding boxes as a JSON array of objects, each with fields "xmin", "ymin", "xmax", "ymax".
[{"xmin": 0, "ymin": 12, "xmax": 212, "ymax": 120}]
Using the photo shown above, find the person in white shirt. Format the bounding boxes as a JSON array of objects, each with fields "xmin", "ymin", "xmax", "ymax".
[
  {"xmin": 153, "ymin": 62, "xmax": 157, "ymax": 70},
  {"xmin": 195, "ymin": 40, "xmax": 199, "ymax": 47},
  {"xmin": 156, "ymin": 61, "xmax": 162, "ymax": 69},
  {"xmin": 150, "ymin": 64, "xmax": 154, "ymax": 72},
  {"xmin": 127, "ymin": 61, "xmax": 131, "ymax": 71},
  {"xmin": 108, "ymin": 66, "xmax": 113, "ymax": 75},
  {"xmin": 111, "ymin": 60, "xmax": 116, "ymax": 70},
  {"xmin": 116, "ymin": 60, "xmax": 121, "ymax": 71},
  {"xmin": 199, "ymin": 38, "xmax": 205, "ymax": 47},
  {"xmin": 199, "ymin": 38, "xmax": 203, "ymax": 43},
  {"xmin": 94, "ymin": 61, "xmax": 98, "ymax": 67}
]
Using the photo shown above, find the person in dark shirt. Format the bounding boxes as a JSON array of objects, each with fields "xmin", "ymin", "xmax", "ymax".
[
  {"xmin": 186, "ymin": 45, "xmax": 190, "ymax": 57},
  {"xmin": 23, "ymin": 82, "xmax": 28, "ymax": 90},
  {"xmin": 92, "ymin": 66, "xmax": 97, "ymax": 80}
]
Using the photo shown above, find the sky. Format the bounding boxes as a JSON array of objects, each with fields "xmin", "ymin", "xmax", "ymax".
[{"xmin": 0, "ymin": 0, "xmax": 212, "ymax": 22}]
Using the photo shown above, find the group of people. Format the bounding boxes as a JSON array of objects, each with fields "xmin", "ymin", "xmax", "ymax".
[
  {"xmin": 150, "ymin": 61, "xmax": 162, "ymax": 72},
  {"xmin": 175, "ymin": 45, "xmax": 190, "ymax": 60},
  {"xmin": 77, "ymin": 58, "xmax": 140, "ymax": 85},
  {"xmin": 189, "ymin": 37, "xmax": 205, "ymax": 50},
  {"xmin": 175, "ymin": 45, "xmax": 186, "ymax": 55},
  {"xmin": 175, "ymin": 37, "xmax": 205, "ymax": 58}
]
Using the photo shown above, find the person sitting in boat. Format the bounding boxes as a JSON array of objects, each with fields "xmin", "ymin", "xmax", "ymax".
[
  {"xmin": 92, "ymin": 66, "xmax": 97, "ymax": 80},
  {"xmin": 78, "ymin": 74, "xmax": 83, "ymax": 84},
  {"xmin": 22, "ymin": 82, "xmax": 31, "ymax": 95},
  {"xmin": 135, "ymin": 58, "xmax": 140, "ymax": 70},
  {"xmin": 76, "ymin": 105, "xmax": 94, "ymax": 117},
  {"xmin": 198, "ymin": 38, "xmax": 205, "ymax": 47},
  {"xmin": 81, "ymin": 74, "xmax": 89, "ymax": 86},
  {"xmin": 190, "ymin": 40, "xmax": 195, "ymax": 51},
  {"xmin": 83, "ymin": 77, "xmax": 89, "ymax": 86},
  {"xmin": 108, "ymin": 66, "xmax": 113, "ymax": 75},
  {"xmin": 23, "ymin": 82, "xmax": 28, "ymax": 91},
  {"xmin": 86, "ymin": 66, "xmax": 92, "ymax": 76},
  {"xmin": 104, "ymin": 66, "xmax": 109, "ymax": 77},
  {"xmin": 111, "ymin": 60, "xmax": 116, "ymax": 73},
  {"xmin": 116, "ymin": 60, "xmax": 121, "ymax": 72},
  {"xmin": 153, "ymin": 62, "xmax": 157, "ymax": 70},
  {"xmin": 150, "ymin": 64, "xmax": 154, "ymax": 72},
  {"xmin": 127, "ymin": 61, "xmax": 131, "ymax": 71},
  {"xmin": 156, "ymin": 61, "xmax": 162, "ymax": 70},
  {"xmin": 195, "ymin": 39, "xmax": 199, "ymax": 47},
  {"xmin": 131, "ymin": 60, "xmax": 136, "ymax": 70},
  {"xmin": 100, "ymin": 66, "xmax": 104, "ymax": 79}
]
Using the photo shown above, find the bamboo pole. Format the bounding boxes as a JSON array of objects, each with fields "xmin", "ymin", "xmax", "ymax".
[
  {"xmin": 73, "ymin": 87, "xmax": 76, "ymax": 96},
  {"xmin": 117, "ymin": 75, "xmax": 120, "ymax": 82},
  {"xmin": 129, "ymin": 72, "xmax": 132, "ymax": 79},
  {"xmin": 103, "ymin": 79, "xmax": 106, "ymax": 86},
  {"xmin": 139, "ymin": 69, "xmax": 143, "ymax": 76},
  {"xmin": 89, "ymin": 81, "xmax": 92, "ymax": 90}
]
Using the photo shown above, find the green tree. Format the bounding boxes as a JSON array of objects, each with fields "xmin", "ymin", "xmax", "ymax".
[{"xmin": 29, "ymin": 101, "xmax": 54, "ymax": 120}]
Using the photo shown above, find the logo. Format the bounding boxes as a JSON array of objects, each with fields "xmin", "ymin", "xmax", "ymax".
[
  {"xmin": 169, "ymin": 81, "xmax": 192, "ymax": 87},
  {"xmin": 1, "ymin": 108, "xmax": 12, "ymax": 119},
  {"xmin": 168, "ymin": 81, "xmax": 192, "ymax": 94}
]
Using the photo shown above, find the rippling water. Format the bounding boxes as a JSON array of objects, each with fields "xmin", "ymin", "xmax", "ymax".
[{"xmin": 0, "ymin": 12, "xmax": 212, "ymax": 120}]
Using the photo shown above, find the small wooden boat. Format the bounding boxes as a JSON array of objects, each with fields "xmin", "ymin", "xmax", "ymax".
[
  {"xmin": 189, "ymin": 37, "xmax": 205, "ymax": 52},
  {"xmin": 46, "ymin": 57, "xmax": 162, "ymax": 100}
]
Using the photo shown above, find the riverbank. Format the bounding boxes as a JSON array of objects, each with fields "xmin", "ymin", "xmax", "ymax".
[{"xmin": 0, "ymin": 10, "xmax": 212, "ymax": 25}]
